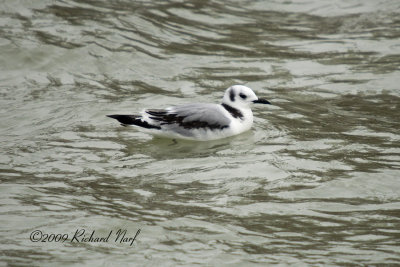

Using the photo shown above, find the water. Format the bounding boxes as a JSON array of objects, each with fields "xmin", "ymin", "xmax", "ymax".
[{"xmin": 1, "ymin": 0, "xmax": 399, "ymax": 265}]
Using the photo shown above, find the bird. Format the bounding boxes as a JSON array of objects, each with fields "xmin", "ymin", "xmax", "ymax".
[{"xmin": 107, "ymin": 85, "xmax": 271, "ymax": 141}]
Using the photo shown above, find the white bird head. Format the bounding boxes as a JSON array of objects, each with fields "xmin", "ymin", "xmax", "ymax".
[{"xmin": 222, "ymin": 85, "xmax": 270, "ymax": 109}]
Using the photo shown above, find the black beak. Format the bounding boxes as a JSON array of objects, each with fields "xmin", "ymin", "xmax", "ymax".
[{"xmin": 253, "ymin": 98, "xmax": 271, "ymax": 104}]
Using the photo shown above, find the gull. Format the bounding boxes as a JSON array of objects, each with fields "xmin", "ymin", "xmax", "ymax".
[{"xmin": 107, "ymin": 85, "xmax": 271, "ymax": 141}]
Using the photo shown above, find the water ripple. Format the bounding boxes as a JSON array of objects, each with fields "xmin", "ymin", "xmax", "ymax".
[{"xmin": 1, "ymin": 0, "xmax": 400, "ymax": 265}]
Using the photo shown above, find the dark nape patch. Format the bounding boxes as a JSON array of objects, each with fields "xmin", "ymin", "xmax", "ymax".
[
  {"xmin": 229, "ymin": 89, "xmax": 235, "ymax": 102},
  {"xmin": 147, "ymin": 110, "xmax": 228, "ymax": 130},
  {"xmin": 221, "ymin": 103, "xmax": 243, "ymax": 119}
]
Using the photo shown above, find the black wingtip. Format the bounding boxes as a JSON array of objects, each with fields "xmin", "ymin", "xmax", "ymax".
[
  {"xmin": 106, "ymin": 114, "xmax": 118, "ymax": 119},
  {"xmin": 107, "ymin": 114, "xmax": 161, "ymax": 130},
  {"xmin": 107, "ymin": 114, "xmax": 138, "ymax": 125}
]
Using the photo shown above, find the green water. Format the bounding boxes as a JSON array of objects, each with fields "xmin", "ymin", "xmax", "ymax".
[{"xmin": 1, "ymin": 0, "xmax": 399, "ymax": 265}]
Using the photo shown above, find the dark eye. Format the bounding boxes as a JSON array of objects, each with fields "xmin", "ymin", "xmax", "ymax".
[{"xmin": 239, "ymin": 93, "xmax": 247, "ymax": 99}]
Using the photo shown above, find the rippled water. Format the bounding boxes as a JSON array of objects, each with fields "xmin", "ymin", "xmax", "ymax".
[{"xmin": 1, "ymin": 0, "xmax": 400, "ymax": 265}]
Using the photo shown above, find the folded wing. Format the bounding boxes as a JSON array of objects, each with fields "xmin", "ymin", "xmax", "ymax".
[{"xmin": 146, "ymin": 103, "xmax": 231, "ymax": 130}]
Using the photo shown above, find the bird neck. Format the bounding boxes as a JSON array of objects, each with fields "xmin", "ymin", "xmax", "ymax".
[{"xmin": 221, "ymin": 103, "xmax": 252, "ymax": 121}]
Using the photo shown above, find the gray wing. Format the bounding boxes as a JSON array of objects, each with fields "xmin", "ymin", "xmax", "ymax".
[{"xmin": 145, "ymin": 103, "xmax": 231, "ymax": 131}]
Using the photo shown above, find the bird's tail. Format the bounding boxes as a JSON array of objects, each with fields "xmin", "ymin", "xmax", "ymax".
[{"xmin": 106, "ymin": 115, "xmax": 161, "ymax": 129}]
